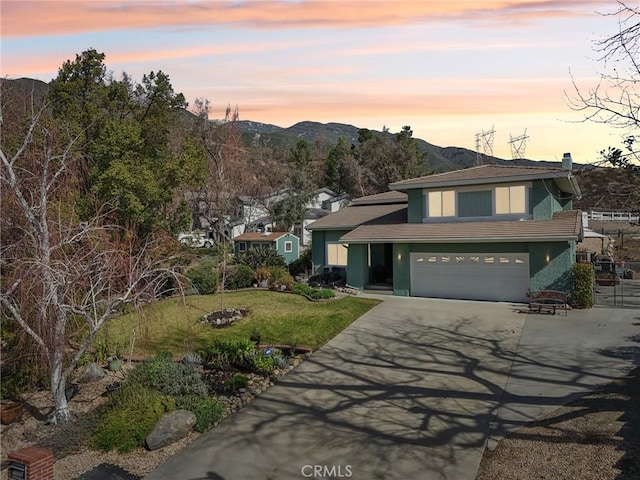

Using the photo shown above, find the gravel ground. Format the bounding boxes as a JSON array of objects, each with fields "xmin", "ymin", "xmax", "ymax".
[
  {"xmin": 477, "ymin": 366, "xmax": 640, "ymax": 480},
  {"xmin": 0, "ymin": 359, "xmax": 302, "ymax": 480}
]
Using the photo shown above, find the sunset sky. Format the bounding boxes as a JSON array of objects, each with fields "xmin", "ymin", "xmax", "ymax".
[{"xmin": 1, "ymin": 0, "xmax": 634, "ymax": 163}]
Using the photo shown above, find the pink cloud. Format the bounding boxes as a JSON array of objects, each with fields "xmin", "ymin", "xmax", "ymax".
[{"xmin": 2, "ymin": 1, "xmax": 613, "ymax": 38}]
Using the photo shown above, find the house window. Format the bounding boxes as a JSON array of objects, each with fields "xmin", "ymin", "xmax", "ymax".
[
  {"xmin": 284, "ymin": 241, "xmax": 293, "ymax": 253},
  {"xmin": 238, "ymin": 242, "xmax": 247, "ymax": 252},
  {"xmin": 327, "ymin": 243, "xmax": 348, "ymax": 266},
  {"xmin": 428, "ymin": 190, "xmax": 455, "ymax": 217},
  {"xmin": 495, "ymin": 185, "xmax": 526, "ymax": 214},
  {"xmin": 458, "ymin": 191, "xmax": 492, "ymax": 217}
]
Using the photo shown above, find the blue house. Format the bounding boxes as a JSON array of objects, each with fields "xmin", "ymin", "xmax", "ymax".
[
  {"xmin": 233, "ymin": 232, "xmax": 300, "ymax": 264},
  {"xmin": 308, "ymin": 163, "xmax": 583, "ymax": 302}
]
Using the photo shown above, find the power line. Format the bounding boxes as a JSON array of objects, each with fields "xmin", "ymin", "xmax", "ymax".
[
  {"xmin": 508, "ymin": 129, "xmax": 529, "ymax": 160},
  {"xmin": 475, "ymin": 126, "xmax": 495, "ymax": 165}
]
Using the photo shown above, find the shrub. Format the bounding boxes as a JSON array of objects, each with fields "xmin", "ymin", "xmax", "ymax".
[
  {"xmin": 224, "ymin": 264, "xmax": 255, "ymax": 290},
  {"xmin": 250, "ymin": 350, "xmax": 275, "ymax": 374},
  {"xmin": 572, "ymin": 262, "xmax": 594, "ymax": 308},
  {"xmin": 200, "ymin": 338, "xmax": 256, "ymax": 368},
  {"xmin": 289, "ymin": 248, "xmax": 312, "ymax": 276},
  {"xmin": 268, "ymin": 266, "xmax": 293, "ymax": 290},
  {"xmin": 291, "ymin": 283, "xmax": 335, "ymax": 300},
  {"xmin": 185, "ymin": 258, "xmax": 218, "ymax": 294},
  {"xmin": 236, "ymin": 247, "xmax": 286, "ymax": 270},
  {"xmin": 250, "ymin": 348, "xmax": 287, "ymax": 374},
  {"xmin": 126, "ymin": 352, "xmax": 208, "ymax": 397},
  {"xmin": 92, "ymin": 385, "xmax": 175, "ymax": 453},
  {"xmin": 175, "ymin": 395, "xmax": 226, "ymax": 432}
]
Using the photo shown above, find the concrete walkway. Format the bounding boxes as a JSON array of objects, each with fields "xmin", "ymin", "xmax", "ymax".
[{"xmin": 144, "ymin": 296, "xmax": 640, "ymax": 480}]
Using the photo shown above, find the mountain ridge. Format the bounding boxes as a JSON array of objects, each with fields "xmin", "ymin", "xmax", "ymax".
[
  {"xmin": 3, "ymin": 77, "xmax": 564, "ymax": 172},
  {"xmin": 236, "ymin": 119, "xmax": 565, "ymax": 172}
]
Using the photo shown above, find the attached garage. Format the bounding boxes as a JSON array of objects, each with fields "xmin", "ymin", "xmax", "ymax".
[{"xmin": 410, "ymin": 252, "xmax": 530, "ymax": 302}]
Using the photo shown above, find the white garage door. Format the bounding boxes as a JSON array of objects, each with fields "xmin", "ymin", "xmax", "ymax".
[{"xmin": 410, "ymin": 252, "xmax": 530, "ymax": 303}]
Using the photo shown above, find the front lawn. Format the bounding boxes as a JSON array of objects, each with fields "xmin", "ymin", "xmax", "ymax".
[{"xmin": 104, "ymin": 291, "xmax": 380, "ymax": 357}]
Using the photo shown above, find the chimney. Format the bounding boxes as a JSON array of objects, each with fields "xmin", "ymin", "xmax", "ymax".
[{"xmin": 562, "ymin": 152, "xmax": 573, "ymax": 171}]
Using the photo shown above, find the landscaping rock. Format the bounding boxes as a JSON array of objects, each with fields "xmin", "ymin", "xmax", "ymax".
[
  {"xmin": 198, "ymin": 308, "xmax": 249, "ymax": 328},
  {"xmin": 145, "ymin": 410, "xmax": 196, "ymax": 451},
  {"xmin": 77, "ymin": 363, "xmax": 106, "ymax": 383}
]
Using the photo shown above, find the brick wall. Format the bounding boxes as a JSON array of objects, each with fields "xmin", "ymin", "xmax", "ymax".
[{"xmin": 8, "ymin": 446, "xmax": 53, "ymax": 480}]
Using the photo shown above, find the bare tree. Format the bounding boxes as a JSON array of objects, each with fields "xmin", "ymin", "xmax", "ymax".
[
  {"xmin": 1, "ymin": 84, "xmax": 180, "ymax": 423},
  {"xmin": 187, "ymin": 100, "xmax": 252, "ymax": 242},
  {"xmin": 568, "ymin": 2, "xmax": 640, "ymax": 169}
]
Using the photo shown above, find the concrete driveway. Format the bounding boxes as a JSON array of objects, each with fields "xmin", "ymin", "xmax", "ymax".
[{"xmin": 144, "ymin": 296, "xmax": 640, "ymax": 480}]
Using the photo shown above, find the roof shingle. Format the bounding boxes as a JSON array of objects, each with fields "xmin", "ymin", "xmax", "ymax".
[
  {"xmin": 233, "ymin": 232, "xmax": 289, "ymax": 241},
  {"xmin": 340, "ymin": 210, "xmax": 582, "ymax": 243},
  {"xmin": 390, "ymin": 165, "xmax": 575, "ymax": 189},
  {"xmin": 307, "ymin": 203, "xmax": 407, "ymax": 230}
]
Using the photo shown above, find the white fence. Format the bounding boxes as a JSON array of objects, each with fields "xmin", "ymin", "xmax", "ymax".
[{"xmin": 588, "ymin": 210, "xmax": 640, "ymax": 222}]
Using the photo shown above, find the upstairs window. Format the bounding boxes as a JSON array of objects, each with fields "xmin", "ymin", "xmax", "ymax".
[
  {"xmin": 428, "ymin": 190, "xmax": 455, "ymax": 217},
  {"xmin": 458, "ymin": 191, "xmax": 492, "ymax": 217},
  {"xmin": 495, "ymin": 185, "xmax": 526, "ymax": 214}
]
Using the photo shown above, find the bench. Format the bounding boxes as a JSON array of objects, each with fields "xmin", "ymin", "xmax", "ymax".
[{"xmin": 528, "ymin": 290, "xmax": 569, "ymax": 316}]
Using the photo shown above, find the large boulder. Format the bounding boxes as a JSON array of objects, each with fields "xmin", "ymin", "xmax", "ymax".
[
  {"xmin": 145, "ymin": 410, "xmax": 196, "ymax": 451},
  {"xmin": 77, "ymin": 362, "xmax": 106, "ymax": 383}
]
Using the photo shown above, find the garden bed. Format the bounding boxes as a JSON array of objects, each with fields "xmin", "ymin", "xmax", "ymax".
[{"xmin": 0, "ymin": 349, "xmax": 309, "ymax": 480}]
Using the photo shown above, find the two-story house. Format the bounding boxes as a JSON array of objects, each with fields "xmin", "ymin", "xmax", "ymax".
[{"xmin": 308, "ymin": 163, "xmax": 583, "ymax": 303}]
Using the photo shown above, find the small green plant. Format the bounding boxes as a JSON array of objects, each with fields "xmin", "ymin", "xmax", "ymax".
[
  {"xmin": 228, "ymin": 373, "xmax": 248, "ymax": 389},
  {"xmin": 92, "ymin": 336, "xmax": 110, "ymax": 363},
  {"xmin": 250, "ymin": 348, "xmax": 286, "ymax": 374},
  {"xmin": 126, "ymin": 352, "xmax": 208, "ymax": 397},
  {"xmin": 572, "ymin": 262, "xmax": 595, "ymax": 308},
  {"xmin": 175, "ymin": 395, "xmax": 226, "ymax": 432},
  {"xmin": 185, "ymin": 258, "xmax": 219, "ymax": 294},
  {"xmin": 91, "ymin": 385, "xmax": 175, "ymax": 453},
  {"xmin": 291, "ymin": 283, "xmax": 335, "ymax": 299},
  {"xmin": 200, "ymin": 338, "xmax": 256, "ymax": 368}
]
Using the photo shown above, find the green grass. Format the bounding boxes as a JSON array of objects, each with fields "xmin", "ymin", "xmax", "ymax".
[{"xmin": 104, "ymin": 291, "xmax": 380, "ymax": 357}]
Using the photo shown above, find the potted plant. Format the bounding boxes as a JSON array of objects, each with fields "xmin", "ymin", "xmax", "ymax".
[
  {"xmin": 254, "ymin": 267, "xmax": 270, "ymax": 288},
  {"xmin": 0, "ymin": 400, "xmax": 23, "ymax": 425},
  {"xmin": 1, "ymin": 378, "xmax": 24, "ymax": 425}
]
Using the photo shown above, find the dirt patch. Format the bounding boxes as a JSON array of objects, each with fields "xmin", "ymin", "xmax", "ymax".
[{"xmin": 477, "ymin": 366, "xmax": 640, "ymax": 480}]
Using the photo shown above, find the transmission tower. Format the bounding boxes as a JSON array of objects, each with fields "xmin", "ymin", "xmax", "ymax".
[
  {"xmin": 508, "ymin": 129, "xmax": 529, "ymax": 160},
  {"xmin": 475, "ymin": 126, "xmax": 495, "ymax": 166}
]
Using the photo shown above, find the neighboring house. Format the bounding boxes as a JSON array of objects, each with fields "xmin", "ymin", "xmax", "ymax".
[
  {"xmin": 230, "ymin": 188, "xmax": 350, "ymax": 246},
  {"xmin": 233, "ymin": 232, "xmax": 300, "ymax": 264},
  {"xmin": 309, "ymin": 163, "xmax": 583, "ymax": 303}
]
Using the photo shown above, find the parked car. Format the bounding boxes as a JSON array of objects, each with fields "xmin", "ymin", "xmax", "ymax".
[{"xmin": 178, "ymin": 232, "xmax": 213, "ymax": 248}]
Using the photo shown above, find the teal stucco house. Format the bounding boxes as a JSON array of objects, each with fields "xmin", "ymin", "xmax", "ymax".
[
  {"xmin": 233, "ymin": 232, "xmax": 300, "ymax": 264},
  {"xmin": 308, "ymin": 163, "xmax": 583, "ymax": 302}
]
